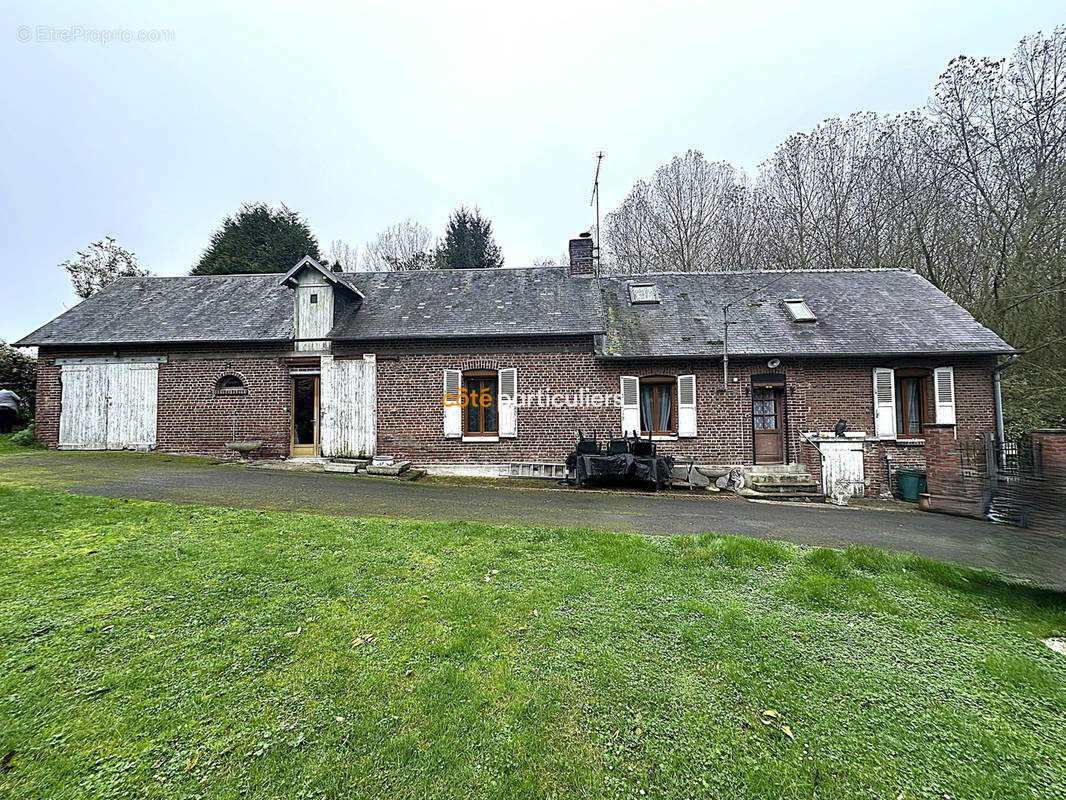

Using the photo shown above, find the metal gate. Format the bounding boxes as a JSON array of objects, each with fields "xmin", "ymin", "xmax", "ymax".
[{"xmin": 59, "ymin": 362, "xmax": 159, "ymax": 450}]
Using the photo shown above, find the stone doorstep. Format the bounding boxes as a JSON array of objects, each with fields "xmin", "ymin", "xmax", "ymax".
[
  {"xmin": 749, "ymin": 473, "xmax": 818, "ymax": 486},
  {"xmin": 740, "ymin": 488, "xmax": 826, "ymax": 502},
  {"xmin": 747, "ymin": 481, "xmax": 821, "ymax": 493},
  {"xmin": 323, "ymin": 463, "xmax": 358, "ymax": 474},
  {"xmin": 365, "ymin": 461, "xmax": 412, "ymax": 476}
]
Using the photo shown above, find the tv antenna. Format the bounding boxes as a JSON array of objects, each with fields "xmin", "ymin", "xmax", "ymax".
[{"xmin": 589, "ymin": 151, "xmax": 604, "ymax": 273}]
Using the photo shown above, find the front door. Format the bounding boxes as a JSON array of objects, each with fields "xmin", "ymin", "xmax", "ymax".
[
  {"xmin": 752, "ymin": 386, "xmax": 785, "ymax": 464},
  {"xmin": 291, "ymin": 376, "xmax": 320, "ymax": 456}
]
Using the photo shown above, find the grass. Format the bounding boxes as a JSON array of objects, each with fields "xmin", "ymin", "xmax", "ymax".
[
  {"xmin": 0, "ymin": 432, "xmax": 44, "ymax": 455},
  {"xmin": 0, "ymin": 487, "xmax": 1064, "ymax": 799}
]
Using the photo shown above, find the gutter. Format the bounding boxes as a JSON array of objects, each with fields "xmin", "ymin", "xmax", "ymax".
[{"xmin": 593, "ymin": 349, "xmax": 1021, "ymax": 361}]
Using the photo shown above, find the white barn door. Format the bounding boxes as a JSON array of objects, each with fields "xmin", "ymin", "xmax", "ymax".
[
  {"xmin": 58, "ymin": 366, "xmax": 108, "ymax": 449},
  {"xmin": 104, "ymin": 363, "xmax": 158, "ymax": 449},
  {"xmin": 59, "ymin": 362, "xmax": 158, "ymax": 450},
  {"xmin": 820, "ymin": 440, "xmax": 865, "ymax": 497},
  {"xmin": 319, "ymin": 354, "xmax": 377, "ymax": 458}
]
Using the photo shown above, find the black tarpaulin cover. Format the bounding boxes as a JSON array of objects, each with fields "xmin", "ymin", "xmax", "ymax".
[{"xmin": 566, "ymin": 452, "xmax": 675, "ymax": 490}]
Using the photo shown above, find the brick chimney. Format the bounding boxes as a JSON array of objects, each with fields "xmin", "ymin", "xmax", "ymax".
[{"xmin": 568, "ymin": 233, "xmax": 595, "ymax": 276}]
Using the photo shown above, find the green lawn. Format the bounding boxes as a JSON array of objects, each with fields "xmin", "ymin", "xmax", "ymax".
[
  {"xmin": 0, "ymin": 485, "xmax": 1064, "ymax": 799},
  {"xmin": 0, "ymin": 432, "xmax": 43, "ymax": 455}
]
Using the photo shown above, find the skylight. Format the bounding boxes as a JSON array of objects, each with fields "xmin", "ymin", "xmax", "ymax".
[
  {"xmin": 783, "ymin": 298, "xmax": 817, "ymax": 322},
  {"xmin": 628, "ymin": 283, "xmax": 660, "ymax": 304}
]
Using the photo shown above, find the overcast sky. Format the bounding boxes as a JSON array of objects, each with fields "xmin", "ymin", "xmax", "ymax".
[{"xmin": 2, "ymin": 0, "xmax": 1062, "ymax": 342}]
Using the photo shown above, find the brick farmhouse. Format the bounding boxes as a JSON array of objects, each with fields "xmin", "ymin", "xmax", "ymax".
[{"xmin": 17, "ymin": 237, "xmax": 1017, "ymax": 497}]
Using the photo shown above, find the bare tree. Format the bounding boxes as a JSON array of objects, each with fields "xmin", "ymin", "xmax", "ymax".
[
  {"xmin": 605, "ymin": 150, "xmax": 745, "ymax": 272},
  {"xmin": 61, "ymin": 237, "xmax": 149, "ymax": 299},
  {"xmin": 326, "ymin": 240, "xmax": 359, "ymax": 272},
  {"xmin": 362, "ymin": 221, "xmax": 436, "ymax": 271},
  {"xmin": 600, "ymin": 26, "xmax": 1066, "ymax": 429}
]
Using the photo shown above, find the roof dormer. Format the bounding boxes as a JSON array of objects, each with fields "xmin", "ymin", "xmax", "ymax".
[{"xmin": 280, "ymin": 256, "xmax": 363, "ymax": 351}]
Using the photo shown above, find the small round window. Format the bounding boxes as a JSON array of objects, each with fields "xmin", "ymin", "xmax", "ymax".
[{"xmin": 215, "ymin": 374, "xmax": 248, "ymax": 396}]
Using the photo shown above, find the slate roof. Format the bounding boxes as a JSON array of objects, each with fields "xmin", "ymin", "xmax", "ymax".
[
  {"xmin": 17, "ymin": 265, "xmax": 1014, "ymax": 357},
  {"xmin": 599, "ymin": 269, "xmax": 1015, "ymax": 358},
  {"xmin": 16, "ymin": 267, "xmax": 604, "ymax": 347},
  {"xmin": 327, "ymin": 267, "xmax": 603, "ymax": 340},
  {"xmin": 17, "ymin": 274, "xmax": 296, "ymax": 346}
]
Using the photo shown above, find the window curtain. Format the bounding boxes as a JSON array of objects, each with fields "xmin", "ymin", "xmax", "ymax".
[
  {"xmin": 906, "ymin": 379, "xmax": 921, "ymax": 434},
  {"xmin": 640, "ymin": 385, "xmax": 654, "ymax": 433},
  {"xmin": 656, "ymin": 384, "xmax": 672, "ymax": 432},
  {"xmin": 482, "ymin": 380, "xmax": 498, "ymax": 432}
]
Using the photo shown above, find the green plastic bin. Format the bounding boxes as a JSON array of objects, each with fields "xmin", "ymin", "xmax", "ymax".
[{"xmin": 896, "ymin": 468, "xmax": 927, "ymax": 503}]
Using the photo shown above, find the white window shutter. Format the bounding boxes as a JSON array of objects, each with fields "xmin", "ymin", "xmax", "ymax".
[
  {"xmin": 443, "ymin": 369, "xmax": 462, "ymax": 438},
  {"xmin": 873, "ymin": 367, "xmax": 896, "ymax": 438},
  {"xmin": 620, "ymin": 376, "xmax": 639, "ymax": 436},
  {"xmin": 677, "ymin": 374, "xmax": 697, "ymax": 437},
  {"xmin": 934, "ymin": 366, "xmax": 956, "ymax": 427},
  {"xmin": 498, "ymin": 368, "xmax": 517, "ymax": 438}
]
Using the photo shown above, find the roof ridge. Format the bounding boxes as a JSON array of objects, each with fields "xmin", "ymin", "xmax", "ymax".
[
  {"xmin": 339, "ymin": 265, "xmax": 569, "ymax": 277},
  {"xmin": 607, "ymin": 267, "xmax": 917, "ymax": 278}
]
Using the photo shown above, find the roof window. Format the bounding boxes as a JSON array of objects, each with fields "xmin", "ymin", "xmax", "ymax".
[
  {"xmin": 783, "ymin": 298, "xmax": 816, "ymax": 322},
  {"xmin": 628, "ymin": 283, "xmax": 660, "ymax": 304}
]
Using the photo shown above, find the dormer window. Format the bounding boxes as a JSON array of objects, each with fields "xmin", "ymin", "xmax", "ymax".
[
  {"xmin": 628, "ymin": 283, "xmax": 660, "ymax": 304},
  {"xmin": 783, "ymin": 298, "xmax": 816, "ymax": 322}
]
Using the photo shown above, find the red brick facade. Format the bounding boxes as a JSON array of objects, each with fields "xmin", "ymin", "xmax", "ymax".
[
  {"xmin": 36, "ymin": 344, "xmax": 293, "ymax": 459},
  {"xmin": 35, "ymin": 340, "xmax": 999, "ymax": 496}
]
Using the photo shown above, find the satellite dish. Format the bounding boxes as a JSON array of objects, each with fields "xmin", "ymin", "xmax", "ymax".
[{"xmin": 767, "ymin": 358, "xmax": 781, "ymax": 369}]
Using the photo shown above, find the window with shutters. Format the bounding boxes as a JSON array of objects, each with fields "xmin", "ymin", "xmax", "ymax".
[
  {"xmin": 894, "ymin": 370, "xmax": 929, "ymax": 438},
  {"xmin": 639, "ymin": 376, "xmax": 676, "ymax": 436},
  {"xmin": 462, "ymin": 371, "xmax": 498, "ymax": 437}
]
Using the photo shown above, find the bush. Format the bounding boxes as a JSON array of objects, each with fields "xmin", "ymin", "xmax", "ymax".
[
  {"xmin": 10, "ymin": 423, "xmax": 37, "ymax": 447},
  {"xmin": 0, "ymin": 342, "xmax": 36, "ymax": 423}
]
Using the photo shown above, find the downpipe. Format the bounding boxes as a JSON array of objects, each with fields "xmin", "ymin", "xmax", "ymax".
[
  {"xmin": 993, "ymin": 355, "xmax": 1021, "ymax": 471},
  {"xmin": 993, "ymin": 355, "xmax": 1021, "ymax": 444}
]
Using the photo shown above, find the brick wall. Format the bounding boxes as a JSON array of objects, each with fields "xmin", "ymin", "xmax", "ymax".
[
  {"xmin": 922, "ymin": 427, "xmax": 1065, "ymax": 531},
  {"xmin": 36, "ymin": 344, "xmax": 293, "ymax": 458},
  {"xmin": 371, "ymin": 344, "xmax": 997, "ymax": 494},
  {"xmin": 921, "ymin": 423, "xmax": 989, "ymax": 517},
  {"xmin": 1031, "ymin": 430, "xmax": 1066, "ymax": 533},
  {"xmin": 155, "ymin": 357, "xmax": 291, "ymax": 458},
  {"xmin": 35, "ymin": 343, "xmax": 1000, "ymax": 495}
]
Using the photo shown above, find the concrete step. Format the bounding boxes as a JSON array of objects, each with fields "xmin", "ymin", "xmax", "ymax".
[
  {"xmin": 747, "ymin": 463, "xmax": 809, "ymax": 475},
  {"xmin": 323, "ymin": 463, "xmax": 358, "ymax": 474},
  {"xmin": 748, "ymin": 482, "xmax": 821, "ymax": 494},
  {"xmin": 742, "ymin": 487, "xmax": 825, "ymax": 502},
  {"xmin": 749, "ymin": 473, "xmax": 816, "ymax": 486},
  {"xmin": 365, "ymin": 461, "xmax": 412, "ymax": 476}
]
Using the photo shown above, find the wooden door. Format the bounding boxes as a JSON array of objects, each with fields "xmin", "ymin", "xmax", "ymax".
[
  {"xmin": 58, "ymin": 365, "xmax": 108, "ymax": 449},
  {"xmin": 752, "ymin": 386, "xmax": 784, "ymax": 464},
  {"xmin": 58, "ymin": 362, "xmax": 158, "ymax": 450},
  {"xmin": 291, "ymin": 376, "xmax": 320, "ymax": 456},
  {"xmin": 104, "ymin": 363, "xmax": 158, "ymax": 449},
  {"xmin": 820, "ymin": 440, "xmax": 865, "ymax": 497}
]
